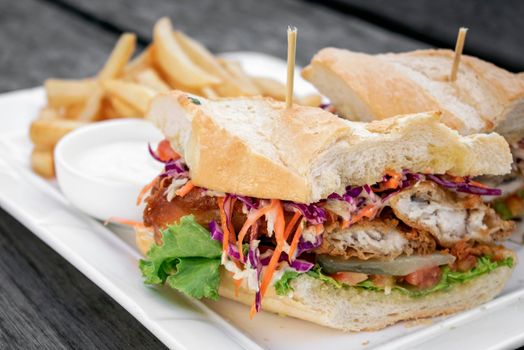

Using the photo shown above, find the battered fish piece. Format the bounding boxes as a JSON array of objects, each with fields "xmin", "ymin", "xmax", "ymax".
[
  {"xmin": 388, "ymin": 181, "xmax": 515, "ymax": 246},
  {"xmin": 315, "ymin": 218, "xmax": 436, "ymax": 260}
]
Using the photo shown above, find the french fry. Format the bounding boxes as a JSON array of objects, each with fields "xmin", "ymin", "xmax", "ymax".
[
  {"xmin": 251, "ymin": 76, "xmax": 286, "ymax": 100},
  {"xmin": 29, "ymin": 117, "xmax": 88, "ymax": 150},
  {"xmin": 102, "ymin": 80, "xmax": 156, "ymax": 115},
  {"xmin": 297, "ymin": 93, "xmax": 322, "ymax": 107},
  {"xmin": 172, "ymin": 31, "xmax": 248, "ymax": 97},
  {"xmin": 77, "ymin": 86, "xmax": 104, "ymax": 121},
  {"xmin": 98, "ymin": 33, "xmax": 137, "ymax": 80},
  {"xmin": 31, "ymin": 147, "xmax": 55, "ymax": 178},
  {"xmin": 100, "ymin": 98, "xmax": 119, "ymax": 119},
  {"xmin": 107, "ymin": 95, "xmax": 141, "ymax": 118},
  {"xmin": 173, "ymin": 31, "xmax": 228, "ymax": 78},
  {"xmin": 38, "ymin": 106, "xmax": 62, "ymax": 120},
  {"xmin": 154, "ymin": 17, "xmax": 220, "ymax": 88},
  {"xmin": 135, "ymin": 68, "xmax": 171, "ymax": 93},
  {"xmin": 218, "ymin": 58, "xmax": 260, "ymax": 96},
  {"xmin": 122, "ymin": 45, "xmax": 155, "ymax": 80},
  {"xmin": 65, "ymin": 102, "xmax": 86, "ymax": 119},
  {"xmin": 45, "ymin": 79, "xmax": 96, "ymax": 108}
]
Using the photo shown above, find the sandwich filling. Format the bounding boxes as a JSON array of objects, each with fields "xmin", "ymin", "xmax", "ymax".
[
  {"xmin": 492, "ymin": 139, "xmax": 524, "ymax": 221},
  {"xmin": 139, "ymin": 141, "xmax": 515, "ymax": 316}
]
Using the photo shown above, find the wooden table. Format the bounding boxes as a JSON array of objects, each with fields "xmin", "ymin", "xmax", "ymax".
[{"xmin": 0, "ymin": 0, "xmax": 522, "ymax": 348}]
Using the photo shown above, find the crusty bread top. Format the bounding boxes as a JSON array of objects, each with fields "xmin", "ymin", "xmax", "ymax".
[
  {"xmin": 147, "ymin": 91, "xmax": 512, "ymax": 203},
  {"xmin": 302, "ymin": 48, "xmax": 524, "ymax": 137}
]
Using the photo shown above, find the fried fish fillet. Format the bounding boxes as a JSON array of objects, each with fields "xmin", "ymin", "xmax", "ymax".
[{"xmin": 389, "ymin": 181, "xmax": 514, "ymax": 246}]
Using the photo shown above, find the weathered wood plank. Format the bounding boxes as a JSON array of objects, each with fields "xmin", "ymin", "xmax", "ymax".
[
  {"xmin": 42, "ymin": 0, "xmax": 426, "ymax": 66},
  {"xmin": 318, "ymin": 0, "xmax": 524, "ymax": 72},
  {"xmin": 0, "ymin": 207, "xmax": 166, "ymax": 349},
  {"xmin": 0, "ymin": 0, "xmax": 142, "ymax": 92}
]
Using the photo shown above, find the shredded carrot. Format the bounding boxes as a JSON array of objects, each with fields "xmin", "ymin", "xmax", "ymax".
[
  {"xmin": 314, "ymin": 223, "xmax": 324, "ymax": 234},
  {"xmin": 449, "ymin": 175, "xmax": 466, "ymax": 183},
  {"xmin": 250, "ymin": 245, "xmax": 282, "ymax": 318},
  {"xmin": 136, "ymin": 176, "xmax": 158, "ymax": 205},
  {"xmin": 251, "ymin": 200, "xmax": 285, "ymax": 316},
  {"xmin": 234, "ymin": 278, "xmax": 243, "ymax": 297},
  {"xmin": 283, "ymin": 211, "xmax": 301, "ymax": 240},
  {"xmin": 375, "ymin": 169, "xmax": 402, "ymax": 191},
  {"xmin": 105, "ymin": 217, "xmax": 146, "ymax": 229},
  {"xmin": 175, "ymin": 180, "xmax": 194, "ymax": 197},
  {"xmin": 236, "ymin": 204, "xmax": 274, "ymax": 261},
  {"xmin": 341, "ymin": 219, "xmax": 350, "ymax": 229},
  {"xmin": 350, "ymin": 204, "xmax": 379, "ymax": 225},
  {"xmin": 287, "ymin": 221, "xmax": 304, "ymax": 262},
  {"xmin": 249, "ymin": 302, "xmax": 257, "ymax": 319},
  {"xmin": 468, "ymin": 180, "xmax": 489, "ymax": 189},
  {"xmin": 217, "ymin": 197, "xmax": 230, "ymax": 256},
  {"xmin": 157, "ymin": 139, "xmax": 180, "ymax": 161}
]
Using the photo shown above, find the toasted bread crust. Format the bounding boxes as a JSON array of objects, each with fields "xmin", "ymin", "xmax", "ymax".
[
  {"xmin": 147, "ymin": 92, "xmax": 512, "ymax": 203},
  {"xmin": 303, "ymin": 48, "xmax": 524, "ymax": 137}
]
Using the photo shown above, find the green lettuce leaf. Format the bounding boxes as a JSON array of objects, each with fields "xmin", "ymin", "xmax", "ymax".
[
  {"xmin": 166, "ymin": 258, "xmax": 221, "ymax": 299},
  {"xmin": 139, "ymin": 215, "xmax": 222, "ymax": 300},
  {"xmin": 275, "ymin": 256, "xmax": 514, "ymax": 298},
  {"xmin": 306, "ymin": 265, "xmax": 343, "ymax": 289},
  {"xmin": 274, "ymin": 271, "xmax": 300, "ymax": 295}
]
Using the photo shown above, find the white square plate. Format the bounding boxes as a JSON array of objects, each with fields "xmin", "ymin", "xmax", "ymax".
[{"xmin": 0, "ymin": 52, "xmax": 523, "ymax": 350}]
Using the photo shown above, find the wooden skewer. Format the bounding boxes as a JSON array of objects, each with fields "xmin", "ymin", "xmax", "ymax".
[
  {"xmin": 450, "ymin": 27, "xmax": 468, "ymax": 81},
  {"xmin": 286, "ymin": 26, "xmax": 297, "ymax": 109}
]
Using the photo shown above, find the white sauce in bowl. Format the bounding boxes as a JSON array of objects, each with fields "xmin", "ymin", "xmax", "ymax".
[{"xmin": 74, "ymin": 141, "xmax": 163, "ymax": 185}]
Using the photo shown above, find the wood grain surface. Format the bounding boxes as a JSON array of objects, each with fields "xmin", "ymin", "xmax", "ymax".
[
  {"xmin": 0, "ymin": 207, "xmax": 166, "ymax": 349},
  {"xmin": 317, "ymin": 0, "xmax": 524, "ymax": 72}
]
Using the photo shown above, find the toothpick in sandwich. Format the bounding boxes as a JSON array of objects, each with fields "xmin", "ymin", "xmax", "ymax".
[
  {"xmin": 286, "ymin": 26, "xmax": 297, "ymax": 108},
  {"xmin": 450, "ymin": 27, "xmax": 468, "ymax": 81}
]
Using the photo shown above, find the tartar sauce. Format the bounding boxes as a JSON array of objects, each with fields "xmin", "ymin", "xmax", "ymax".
[{"xmin": 74, "ymin": 141, "xmax": 163, "ymax": 185}]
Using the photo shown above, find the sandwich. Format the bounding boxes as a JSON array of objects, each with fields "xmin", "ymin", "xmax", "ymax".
[
  {"xmin": 136, "ymin": 90, "xmax": 516, "ymax": 331},
  {"xmin": 302, "ymin": 48, "xmax": 524, "ymax": 238}
]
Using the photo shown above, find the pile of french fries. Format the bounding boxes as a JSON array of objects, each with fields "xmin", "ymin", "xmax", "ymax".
[{"xmin": 30, "ymin": 17, "xmax": 321, "ymax": 178}]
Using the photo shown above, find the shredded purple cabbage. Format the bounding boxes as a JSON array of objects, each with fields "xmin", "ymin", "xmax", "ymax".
[
  {"xmin": 426, "ymin": 174, "xmax": 501, "ymax": 196},
  {"xmin": 232, "ymin": 195, "xmax": 258, "ymax": 210},
  {"xmin": 289, "ymin": 259, "xmax": 314, "ymax": 272},
  {"xmin": 160, "ymin": 159, "xmax": 188, "ymax": 179},
  {"xmin": 296, "ymin": 234, "xmax": 323, "ymax": 257},
  {"xmin": 328, "ymin": 186, "xmax": 363, "ymax": 201},
  {"xmin": 259, "ymin": 251, "xmax": 314, "ymax": 272},
  {"xmin": 286, "ymin": 202, "xmax": 327, "ymax": 225},
  {"xmin": 208, "ymin": 220, "xmax": 241, "ymax": 261},
  {"xmin": 148, "ymin": 143, "xmax": 165, "ymax": 163}
]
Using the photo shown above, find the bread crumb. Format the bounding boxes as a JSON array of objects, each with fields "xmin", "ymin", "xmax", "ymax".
[
  {"xmin": 403, "ymin": 318, "xmax": 433, "ymax": 328},
  {"xmin": 362, "ymin": 340, "xmax": 370, "ymax": 346}
]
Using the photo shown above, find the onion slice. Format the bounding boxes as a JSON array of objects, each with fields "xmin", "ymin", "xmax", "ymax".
[{"xmin": 317, "ymin": 254, "xmax": 456, "ymax": 276}]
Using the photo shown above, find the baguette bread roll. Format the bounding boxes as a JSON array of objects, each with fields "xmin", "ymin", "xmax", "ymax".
[
  {"xmin": 135, "ymin": 227, "xmax": 516, "ymax": 332},
  {"xmin": 302, "ymin": 48, "xmax": 524, "ymax": 138},
  {"xmin": 147, "ymin": 91, "xmax": 511, "ymax": 203}
]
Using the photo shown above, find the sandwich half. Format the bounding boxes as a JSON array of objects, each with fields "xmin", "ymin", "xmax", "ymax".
[
  {"xmin": 302, "ymin": 47, "xmax": 524, "ymax": 240},
  {"xmin": 137, "ymin": 91, "xmax": 516, "ymax": 331}
]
